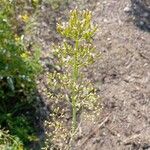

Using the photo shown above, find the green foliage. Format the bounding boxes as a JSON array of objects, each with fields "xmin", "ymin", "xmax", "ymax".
[
  {"xmin": 0, "ymin": 8, "xmax": 41, "ymax": 104},
  {"xmin": 0, "ymin": 114, "xmax": 38, "ymax": 145},
  {"xmin": 0, "ymin": 129, "xmax": 23, "ymax": 150},
  {"xmin": 57, "ymin": 9, "xmax": 97, "ymax": 42},
  {"xmin": 0, "ymin": 0, "xmax": 41, "ymax": 35},
  {"xmin": 45, "ymin": 0, "xmax": 71, "ymax": 10},
  {"xmin": 0, "ymin": 16, "xmax": 39, "ymax": 79},
  {"xmin": 0, "ymin": 1, "xmax": 41, "ymax": 149}
]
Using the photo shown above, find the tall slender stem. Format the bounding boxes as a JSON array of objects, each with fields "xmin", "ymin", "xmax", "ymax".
[{"xmin": 72, "ymin": 39, "xmax": 79, "ymax": 133}]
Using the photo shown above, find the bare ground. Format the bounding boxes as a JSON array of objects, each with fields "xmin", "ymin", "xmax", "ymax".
[{"xmin": 74, "ymin": 0, "xmax": 150, "ymax": 149}]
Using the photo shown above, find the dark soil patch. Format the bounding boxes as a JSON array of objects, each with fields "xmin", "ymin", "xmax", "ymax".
[{"xmin": 131, "ymin": 0, "xmax": 150, "ymax": 31}]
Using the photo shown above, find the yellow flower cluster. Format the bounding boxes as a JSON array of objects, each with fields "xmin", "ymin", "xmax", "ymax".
[
  {"xmin": 15, "ymin": 34, "xmax": 20, "ymax": 42},
  {"xmin": 21, "ymin": 51, "xmax": 30, "ymax": 59},
  {"xmin": 21, "ymin": 14, "xmax": 29, "ymax": 22}
]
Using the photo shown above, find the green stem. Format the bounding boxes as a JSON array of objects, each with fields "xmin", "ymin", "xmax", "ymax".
[{"xmin": 72, "ymin": 40, "xmax": 79, "ymax": 133}]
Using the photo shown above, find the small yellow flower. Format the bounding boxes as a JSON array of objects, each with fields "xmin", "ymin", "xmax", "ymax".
[
  {"xmin": 15, "ymin": 34, "xmax": 20, "ymax": 42},
  {"xmin": 21, "ymin": 52, "xmax": 30, "ymax": 59},
  {"xmin": 21, "ymin": 14, "xmax": 29, "ymax": 22}
]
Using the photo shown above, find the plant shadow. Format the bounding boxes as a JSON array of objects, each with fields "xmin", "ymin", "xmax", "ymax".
[
  {"xmin": 0, "ymin": 82, "xmax": 48, "ymax": 149},
  {"xmin": 131, "ymin": 0, "xmax": 150, "ymax": 32}
]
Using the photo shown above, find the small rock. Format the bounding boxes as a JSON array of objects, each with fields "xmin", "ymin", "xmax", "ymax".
[
  {"xmin": 124, "ymin": 6, "xmax": 131, "ymax": 13},
  {"xmin": 140, "ymin": 21, "xmax": 144, "ymax": 26},
  {"xmin": 107, "ymin": 38, "xmax": 111, "ymax": 41},
  {"xmin": 143, "ymin": 12, "xmax": 149, "ymax": 17},
  {"xmin": 103, "ymin": 18, "xmax": 108, "ymax": 23}
]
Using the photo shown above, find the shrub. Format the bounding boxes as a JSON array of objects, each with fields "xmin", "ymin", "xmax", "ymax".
[{"xmin": 0, "ymin": 1, "xmax": 41, "ymax": 148}]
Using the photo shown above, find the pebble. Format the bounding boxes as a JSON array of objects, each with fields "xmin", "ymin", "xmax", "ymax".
[
  {"xmin": 103, "ymin": 18, "xmax": 109, "ymax": 23},
  {"xmin": 124, "ymin": 6, "xmax": 131, "ymax": 13}
]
